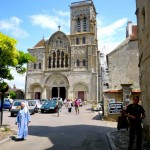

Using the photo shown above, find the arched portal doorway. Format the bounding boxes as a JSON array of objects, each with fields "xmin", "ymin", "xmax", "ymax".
[
  {"xmin": 52, "ymin": 87, "xmax": 66, "ymax": 100},
  {"xmin": 60, "ymin": 87, "xmax": 66, "ymax": 100},
  {"xmin": 52, "ymin": 87, "xmax": 58, "ymax": 98}
]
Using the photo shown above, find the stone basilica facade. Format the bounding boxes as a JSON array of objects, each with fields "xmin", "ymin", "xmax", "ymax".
[{"xmin": 25, "ymin": 0, "xmax": 99, "ymax": 101}]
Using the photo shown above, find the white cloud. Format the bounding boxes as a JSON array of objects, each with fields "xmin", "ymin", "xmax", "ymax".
[
  {"xmin": 52, "ymin": 9, "xmax": 70, "ymax": 17},
  {"xmin": 97, "ymin": 18, "xmax": 128, "ymax": 54},
  {"xmin": 0, "ymin": 16, "xmax": 29, "ymax": 38},
  {"xmin": 29, "ymin": 14, "xmax": 69, "ymax": 32}
]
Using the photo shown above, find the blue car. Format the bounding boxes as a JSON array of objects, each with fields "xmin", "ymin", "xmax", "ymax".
[
  {"xmin": 40, "ymin": 100, "xmax": 57, "ymax": 113},
  {"xmin": 0, "ymin": 99, "xmax": 12, "ymax": 111}
]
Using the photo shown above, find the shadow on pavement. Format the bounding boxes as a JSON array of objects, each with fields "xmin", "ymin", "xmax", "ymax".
[{"xmin": 29, "ymin": 124, "xmax": 116, "ymax": 150}]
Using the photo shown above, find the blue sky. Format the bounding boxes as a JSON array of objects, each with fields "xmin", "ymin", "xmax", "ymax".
[{"xmin": 1, "ymin": 0, "xmax": 137, "ymax": 90}]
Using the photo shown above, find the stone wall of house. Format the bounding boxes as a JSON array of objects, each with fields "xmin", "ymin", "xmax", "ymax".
[{"xmin": 136, "ymin": 0, "xmax": 150, "ymax": 136}]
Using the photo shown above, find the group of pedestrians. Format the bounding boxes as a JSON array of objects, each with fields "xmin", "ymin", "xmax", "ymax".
[{"xmin": 57, "ymin": 98, "xmax": 80, "ymax": 115}]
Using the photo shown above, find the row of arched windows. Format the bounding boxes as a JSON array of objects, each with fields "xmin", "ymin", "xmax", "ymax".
[
  {"xmin": 77, "ymin": 17, "xmax": 87, "ymax": 32},
  {"xmin": 76, "ymin": 59, "xmax": 86, "ymax": 67},
  {"xmin": 34, "ymin": 63, "xmax": 42, "ymax": 69},
  {"xmin": 48, "ymin": 51, "xmax": 69, "ymax": 68},
  {"xmin": 76, "ymin": 37, "xmax": 86, "ymax": 45}
]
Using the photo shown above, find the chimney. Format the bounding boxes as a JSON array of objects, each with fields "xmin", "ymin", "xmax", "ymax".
[{"xmin": 126, "ymin": 21, "xmax": 132, "ymax": 38}]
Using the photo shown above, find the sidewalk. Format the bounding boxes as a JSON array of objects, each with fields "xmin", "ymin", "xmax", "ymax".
[{"xmin": 107, "ymin": 129, "xmax": 150, "ymax": 150}]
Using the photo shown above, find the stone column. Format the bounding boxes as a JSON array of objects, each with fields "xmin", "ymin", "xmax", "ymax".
[
  {"xmin": 121, "ymin": 84, "xmax": 132, "ymax": 107},
  {"xmin": 42, "ymin": 87, "xmax": 47, "ymax": 99}
]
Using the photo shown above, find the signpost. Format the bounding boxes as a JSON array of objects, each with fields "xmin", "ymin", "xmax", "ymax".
[{"xmin": 108, "ymin": 102, "xmax": 123, "ymax": 114}]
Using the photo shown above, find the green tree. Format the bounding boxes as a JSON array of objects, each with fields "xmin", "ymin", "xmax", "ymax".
[
  {"xmin": 9, "ymin": 91, "xmax": 17, "ymax": 99},
  {"xmin": 0, "ymin": 32, "xmax": 36, "ymax": 92}
]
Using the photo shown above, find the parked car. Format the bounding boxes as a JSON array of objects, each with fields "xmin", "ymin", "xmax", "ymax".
[
  {"xmin": 40, "ymin": 100, "xmax": 58, "ymax": 113},
  {"xmin": 0, "ymin": 99, "xmax": 12, "ymax": 111},
  {"xmin": 28, "ymin": 100, "xmax": 38, "ymax": 113},
  {"xmin": 41, "ymin": 99, "xmax": 49, "ymax": 105},
  {"xmin": 27, "ymin": 99, "xmax": 42, "ymax": 112},
  {"xmin": 10, "ymin": 100, "xmax": 35, "ymax": 117}
]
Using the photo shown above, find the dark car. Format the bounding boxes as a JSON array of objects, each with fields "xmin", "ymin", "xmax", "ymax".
[
  {"xmin": 40, "ymin": 100, "xmax": 57, "ymax": 113},
  {"xmin": 0, "ymin": 99, "xmax": 12, "ymax": 111}
]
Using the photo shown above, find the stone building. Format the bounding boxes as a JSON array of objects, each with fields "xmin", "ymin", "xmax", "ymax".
[
  {"xmin": 136, "ymin": 0, "xmax": 150, "ymax": 135},
  {"xmin": 8, "ymin": 85, "xmax": 24, "ymax": 99},
  {"xmin": 25, "ymin": 0, "xmax": 99, "ymax": 102},
  {"xmin": 103, "ymin": 21, "xmax": 140, "ymax": 116}
]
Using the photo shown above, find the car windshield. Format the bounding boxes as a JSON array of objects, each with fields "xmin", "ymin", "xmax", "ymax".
[
  {"xmin": 29, "ymin": 101, "xmax": 36, "ymax": 105},
  {"xmin": 13, "ymin": 101, "xmax": 21, "ymax": 106},
  {"xmin": 45, "ymin": 100, "xmax": 56, "ymax": 105}
]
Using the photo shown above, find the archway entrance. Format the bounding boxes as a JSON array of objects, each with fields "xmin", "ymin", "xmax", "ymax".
[
  {"xmin": 35, "ymin": 92, "xmax": 41, "ymax": 99},
  {"xmin": 60, "ymin": 87, "xmax": 66, "ymax": 100},
  {"xmin": 78, "ymin": 91, "xmax": 84, "ymax": 101},
  {"xmin": 52, "ymin": 87, "xmax": 58, "ymax": 98},
  {"xmin": 52, "ymin": 87, "xmax": 66, "ymax": 100}
]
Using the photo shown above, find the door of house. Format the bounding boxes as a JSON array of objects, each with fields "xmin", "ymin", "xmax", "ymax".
[{"xmin": 78, "ymin": 91, "xmax": 84, "ymax": 101}]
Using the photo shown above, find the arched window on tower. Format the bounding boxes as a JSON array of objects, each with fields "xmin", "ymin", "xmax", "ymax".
[
  {"xmin": 57, "ymin": 50, "xmax": 60, "ymax": 68},
  {"xmin": 76, "ymin": 38, "xmax": 79, "ymax": 45},
  {"xmin": 34, "ymin": 63, "xmax": 36, "ymax": 69},
  {"xmin": 53, "ymin": 52, "xmax": 56, "ymax": 68},
  {"xmin": 82, "ymin": 37, "xmax": 86, "ymax": 44},
  {"xmin": 83, "ymin": 59, "xmax": 86, "ymax": 66},
  {"xmin": 61, "ymin": 51, "xmax": 64, "ymax": 68},
  {"xmin": 65, "ymin": 54, "xmax": 68, "ymax": 67},
  {"xmin": 83, "ymin": 17, "xmax": 87, "ymax": 31},
  {"xmin": 77, "ymin": 18, "xmax": 81, "ymax": 32},
  {"xmin": 77, "ymin": 59, "xmax": 80, "ymax": 67},
  {"xmin": 49, "ymin": 57, "xmax": 51, "ymax": 68},
  {"xmin": 39, "ymin": 63, "xmax": 42, "ymax": 69}
]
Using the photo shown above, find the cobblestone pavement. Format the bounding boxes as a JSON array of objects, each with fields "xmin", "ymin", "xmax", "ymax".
[{"xmin": 108, "ymin": 130, "xmax": 150, "ymax": 150}]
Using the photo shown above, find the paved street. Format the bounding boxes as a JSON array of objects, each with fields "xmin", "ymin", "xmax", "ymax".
[{"xmin": 1, "ymin": 104, "xmax": 117, "ymax": 150}]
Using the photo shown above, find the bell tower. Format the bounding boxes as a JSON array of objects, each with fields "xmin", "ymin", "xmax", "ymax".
[{"xmin": 70, "ymin": 0, "xmax": 97, "ymax": 41}]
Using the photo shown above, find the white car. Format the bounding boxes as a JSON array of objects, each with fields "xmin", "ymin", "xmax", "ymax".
[
  {"xmin": 10, "ymin": 100, "xmax": 35, "ymax": 117},
  {"xmin": 28, "ymin": 99, "xmax": 42, "ymax": 110}
]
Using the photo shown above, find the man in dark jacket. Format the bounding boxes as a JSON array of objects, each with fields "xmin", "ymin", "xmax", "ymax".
[{"xmin": 125, "ymin": 96, "xmax": 145, "ymax": 150}]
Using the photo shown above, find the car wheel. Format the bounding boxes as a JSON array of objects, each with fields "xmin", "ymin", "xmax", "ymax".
[
  {"xmin": 11, "ymin": 113, "xmax": 14, "ymax": 117},
  {"xmin": 41, "ymin": 109, "xmax": 44, "ymax": 113}
]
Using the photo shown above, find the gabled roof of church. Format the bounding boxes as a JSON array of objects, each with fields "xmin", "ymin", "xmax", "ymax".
[{"xmin": 34, "ymin": 39, "xmax": 45, "ymax": 48}]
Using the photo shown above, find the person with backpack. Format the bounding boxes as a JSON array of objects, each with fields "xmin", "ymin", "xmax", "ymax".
[
  {"xmin": 74, "ymin": 98, "xmax": 80, "ymax": 115},
  {"xmin": 57, "ymin": 97, "xmax": 63, "ymax": 117}
]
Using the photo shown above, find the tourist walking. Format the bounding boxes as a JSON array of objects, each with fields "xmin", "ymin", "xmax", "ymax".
[
  {"xmin": 74, "ymin": 98, "xmax": 80, "ymax": 115},
  {"xmin": 125, "ymin": 96, "xmax": 145, "ymax": 150},
  {"xmin": 57, "ymin": 97, "xmax": 63, "ymax": 117},
  {"xmin": 66, "ymin": 99, "xmax": 73, "ymax": 113},
  {"xmin": 15, "ymin": 102, "xmax": 31, "ymax": 141}
]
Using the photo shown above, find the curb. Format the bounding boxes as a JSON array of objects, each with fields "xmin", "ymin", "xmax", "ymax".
[
  {"xmin": 107, "ymin": 131, "xmax": 117, "ymax": 150},
  {"xmin": 0, "ymin": 137, "xmax": 11, "ymax": 145}
]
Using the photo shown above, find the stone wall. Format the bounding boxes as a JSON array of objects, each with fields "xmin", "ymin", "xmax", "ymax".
[{"xmin": 136, "ymin": 0, "xmax": 150, "ymax": 136}]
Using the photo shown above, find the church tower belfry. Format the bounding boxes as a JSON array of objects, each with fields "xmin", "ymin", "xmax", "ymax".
[{"xmin": 70, "ymin": 0, "xmax": 97, "ymax": 42}]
